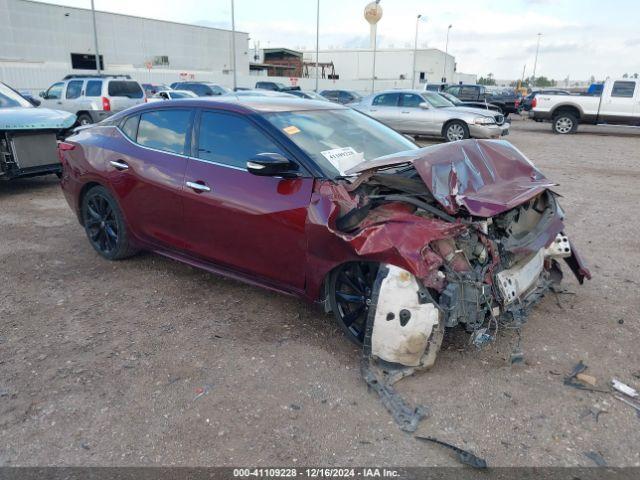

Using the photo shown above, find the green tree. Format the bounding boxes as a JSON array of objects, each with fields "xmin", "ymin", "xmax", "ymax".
[{"xmin": 478, "ymin": 73, "xmax": 496, "ymax": 85}]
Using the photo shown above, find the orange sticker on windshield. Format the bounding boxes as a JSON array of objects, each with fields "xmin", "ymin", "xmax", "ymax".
[{"xmin": 283, "ymin": 125, "xmax": 301, "ymax": 135}]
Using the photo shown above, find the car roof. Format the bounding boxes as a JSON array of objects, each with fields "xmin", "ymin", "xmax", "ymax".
[{"xmin": 111, "ymin": 96, "xmax": 345, "ymax": 117}]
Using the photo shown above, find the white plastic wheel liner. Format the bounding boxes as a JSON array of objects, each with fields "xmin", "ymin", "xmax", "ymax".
[{"xmin": 370, "ymin": 265, "xmax": 440, "ymax": 367}]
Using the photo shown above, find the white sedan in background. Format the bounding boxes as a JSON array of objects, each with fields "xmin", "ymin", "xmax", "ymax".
[
  {"xmin": 147, "ymin": 90, "xmax": 198, "ymax": 102},
  {"xmin": 352, "ymin": 90, "xmax": 510, "ymax": 142}
]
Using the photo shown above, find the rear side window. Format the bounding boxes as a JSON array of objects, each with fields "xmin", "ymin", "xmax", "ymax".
[
  {"xmin": 66, "ymin": 80, "xmax": 83, "ymax": 99},
  {"xmin": 108, "ymin": 81, "xmax": 144, "ymax": 99},
  {"xmin": 121, "ymin": 115, "xmax": 139, "ymax": 140},
  {"xmin": 611, "ymin": 81, "xmax": 636, "ymax": 98},
  {"xmin": 460, "ymin": 86, "xmax": 478, "ymax": 98},
  {"xmin": 136, "ymin": 110, "xmax": 191, "ymax": 154},
  {"xmin": 197, "ymin": 111, "xmax": 284, "ymax": 169},
  {"xmin": 85, "ymin": 80, "xmax": 102, "ymax": 97},
  {"xmin": 372, "ymin": 93, "xmax": 399, "ymax": 106}
]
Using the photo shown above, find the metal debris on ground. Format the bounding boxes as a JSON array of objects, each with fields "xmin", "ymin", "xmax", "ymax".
[
  {"xmin": 563, "ymin": 361, "xmax": 609, "ymax": 393},
  {"xmin": 583, "ymin": 451, "xmax": 607, "ymax": 467},
  {"xmin": 613, "ymin": 395, "xmax": 640, "ymax": 418},
  {"xmin": 415, "ymin": 436, "xmax": 488, "ymax": 469},
  {"xmin": 611, "ymin": 378, "xmax": 638, "ymax": 398}
]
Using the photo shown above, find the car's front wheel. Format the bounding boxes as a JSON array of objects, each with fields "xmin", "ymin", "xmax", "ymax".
[
  {"xmin": 328, "ymin": 262, "xmax": 379, "ymax": 345},
  {"xmin": 81, "ymin": 185, "xmax": 138, "ymax": 260},
  {"xmin": 444, "ymin": 120, "xmax": 470, "ymax": 142}
]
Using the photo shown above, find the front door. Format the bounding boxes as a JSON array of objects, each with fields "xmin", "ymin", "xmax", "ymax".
[
  {"xmin": 600, "ymin": 80, "xmax": 637, "ymax": 124},
  {"xmin": 182, "ymin": 110, "xmax": 313, "ymax": 290},
  {"xmin": 40, "ymin": 82, "xmax": 65, "ymax": 110},
  {"xmin": 398, "ymin": 92, "xmax": 438, "ymax": 134}
]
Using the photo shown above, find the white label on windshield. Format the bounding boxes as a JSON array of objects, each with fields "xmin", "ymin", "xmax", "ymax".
[{"xmin": 320, "ymin": 147, "xmax": 364, "ymax": 175}]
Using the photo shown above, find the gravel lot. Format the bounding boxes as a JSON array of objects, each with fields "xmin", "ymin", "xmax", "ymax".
[{"xmin": 1, "ymin": 118, "xmax": 639, "ymax": 467}]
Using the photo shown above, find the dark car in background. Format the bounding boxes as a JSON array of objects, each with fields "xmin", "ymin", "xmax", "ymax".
[
  {"xmin": 517, "ymin": 89, "xmax": 571, "ymax": 113},
  {"xmin": 56, "ymin": 96, "xmax": 589, "ymax": 363},
  {"xmin": 171, "ymin": 82, "xmax": 230, "ymax": 97},
  {"xmin": 445, "ymin": 84, "xmax": 519, "ymax": 115},
  {"xmin": 438, "ymin": 91, "xmax": 502, "ymax": 113},
  {"xmin": 319, "ymin": 89, "xmax": 362, "ymax": 105},
  {"xmin": 1, "ymin": 82, "xmax": 76, "ymax": 179}
]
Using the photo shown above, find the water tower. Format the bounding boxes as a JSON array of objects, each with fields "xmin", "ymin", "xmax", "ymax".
[
  {"xmin": 364, "ymin": 1, "xmax": 383, "ymax": 49},
  {"xmin": 364, "ymin": 1, "xmax": 382, "ymax": 92}
]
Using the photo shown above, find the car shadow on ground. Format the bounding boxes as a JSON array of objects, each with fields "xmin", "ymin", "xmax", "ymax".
[{"xmin": 0, "ymin": 175, "xmax": 60, "ymax": 198}]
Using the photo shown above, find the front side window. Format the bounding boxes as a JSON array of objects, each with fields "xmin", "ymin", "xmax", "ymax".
[
  {"xmin": 66, "ymin": 80, "xmax": 83, "ymax": 99},
  {"xmin": 136, "ymin": 110, "xmax": 191, "ymax": 154},
  {"xmin": 372, "ymin": 93, "xmax": 399, "ymax": 107},
  {"xmin": 263, "ymin": 108, "xmax": 417, "ymax": 178},
  {"xmin": 85, "ymin": 80, "xmax": 102, "ymax": 97},
  {"xmin": 197, "ymin": 111, "xmax": 284, "ymax": 169},
  {"xmin": 46, "ymin": 82, "xmax": 64, "ymax": 100},
  {"xmin": 611, "ymin": 81, "xmax": 636, "ymax": 98},
  {"xmin": 400, "ymin": 93, "xmax": 424, "ymax": 108}
]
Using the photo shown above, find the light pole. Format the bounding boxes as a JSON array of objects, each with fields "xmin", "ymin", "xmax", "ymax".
[
  {"xmin": 364, "ymin": 1, "xmax": 382, "ymax": 94},
  {"xmin": 531, "ymin": 33, "xmax": 542, "ymax": 87},
  {"xmin": 442, "ymin": 24, "xmax": 452, "ymax": 83},
  {"xmin": 315, "ymin": 0, "xmax": 320, "ymax": 92},
  {"xmin": 230, "ymin": 0, "xmax": 237, "ymax": 90},
  {"xmin": 411, "ymin": 15, "xmax": 426, "ymax": 89},
  {"xmin": 90, "ymin": 0, "xmax": 101, "ymax": 73}
]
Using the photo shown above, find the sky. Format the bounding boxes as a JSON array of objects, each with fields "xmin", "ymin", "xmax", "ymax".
[{"xmin": 38, "ymin": 0, "xmax": 640, "ymax": 80}]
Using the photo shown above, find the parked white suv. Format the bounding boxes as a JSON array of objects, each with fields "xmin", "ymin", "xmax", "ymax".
[{"xmin": 38, "ymin": 75, "xmax": 145, "ymax": 125}]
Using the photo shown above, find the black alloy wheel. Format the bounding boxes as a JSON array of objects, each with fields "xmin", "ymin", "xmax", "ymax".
[
  {"xmin": 329, "ymin": 262, "xmax": 379, "ymax": 345},
  {"xmin": 82, "ymin": 186, "xmax": 137, "ymax": 260}
]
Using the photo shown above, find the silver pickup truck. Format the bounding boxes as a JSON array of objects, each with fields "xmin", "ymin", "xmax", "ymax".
[{"xmin": 530, "ymin": 78, "xmax": 640, "ymax": 134}]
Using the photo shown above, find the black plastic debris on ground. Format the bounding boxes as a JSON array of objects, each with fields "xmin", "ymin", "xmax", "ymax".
[{"xmin": 415, "ymin": 436, "xmax": 488, "ymax": 469}]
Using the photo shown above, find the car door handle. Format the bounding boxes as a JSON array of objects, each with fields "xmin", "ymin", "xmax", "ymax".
[
  {"xmin": 109, "ymin": 160, "xmax": 129, "ymax": 171},
  {"xmin": 401, "ymin": 110, "xmax": 411, "ymax": 114},
  {"xmin": 186, "ymin": 181, "xmax": 211, "ymax": 193}
]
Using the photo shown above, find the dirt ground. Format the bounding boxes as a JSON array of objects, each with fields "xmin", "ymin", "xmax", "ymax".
[{"xmin": 1, "ymin": 118, "xmax": 639, "ymax": 467}]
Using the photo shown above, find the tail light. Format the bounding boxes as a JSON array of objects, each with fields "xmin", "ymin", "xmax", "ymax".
[
  {"xmin": 531, "ymin": 97, "xmax": 537, "ymax": 109},
  {"xmin": 102, "ymin": 96, "xmax": 111, "ymax": 111}
]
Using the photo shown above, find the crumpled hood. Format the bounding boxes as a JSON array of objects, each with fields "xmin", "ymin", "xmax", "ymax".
[
  {"xmin": 346, "ymin": 139, "xmax": 556, "ymax": 217},
  {"xmin": 0, "ymin": 107, "xmax": 76, "ymax": 130}
]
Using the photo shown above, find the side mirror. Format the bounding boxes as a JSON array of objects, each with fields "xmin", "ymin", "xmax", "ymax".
[
  {"xmin": 39, "ymin": 91, "xmax": 46, "ymax": 98},
  {"xmin": 247, "ymin": 152, "xmax": 298, "ymax": 177},
  {"xmin": 418, "ymin": 102, "xmax": 430, "ymax": 109}
]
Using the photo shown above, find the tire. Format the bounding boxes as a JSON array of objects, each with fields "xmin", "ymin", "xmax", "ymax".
[
  {"xmin": 77, "ymin": 113, "xmax": 93, "ymax": 126},
  {"xmin": 552, "ymin": 113, "xmax": 578, "ymax": 134},
  {"xmin": 444, "ymin": 120, "xmax": 470, "ymax": 142},
  {"xmin": 81, "ymin": 185, "xmax": 138, "ymax": 260},
  {"xmin": 328, "ymin": 262, "xmax": 379, "ymax": 345}
]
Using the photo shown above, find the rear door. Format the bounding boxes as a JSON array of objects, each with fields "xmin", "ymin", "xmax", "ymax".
[
  {"xmin": 107, "ymin": 80, "xmax": 145, "ymax": 111},
  {"xmin": 181, "ymin": 109, "xmax": 313, "ymax": 290},
  {"xmin": 106, "ymin": 109, "xmax": 193, "ymax": 249},
  {"xmin": 369, "ymin": 93, "xmax": 401, "ymax": 128},
  {"xmin": 600, "ymin": 80, "xmax": 637, "ymax": 124}
]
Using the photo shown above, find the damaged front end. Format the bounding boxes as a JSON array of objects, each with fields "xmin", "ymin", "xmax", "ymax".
[
  {"xmin": 313, "ymin": 139, "xmax": 591, "ymax": 431},
  {"xmin": 320, "ymin": 139, "xmax": 591, "ymax": 371}
]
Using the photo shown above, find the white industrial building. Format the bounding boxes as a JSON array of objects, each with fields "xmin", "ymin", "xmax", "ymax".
[
  {"xmin": 0, "ymin": 0, "xmax": 249, "ymax": 91},
  {"xmin": 1, "ymin": 0, "xmax": 477, "ymax": 94},
  {"xmin": 303, "ymin": 48, "xmax": 466, "ymax": 87}
]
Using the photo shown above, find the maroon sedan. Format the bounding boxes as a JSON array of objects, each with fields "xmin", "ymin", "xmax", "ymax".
[{"xmin": 58, "ymin": 97, "xmax": 590, "ymax": 368}]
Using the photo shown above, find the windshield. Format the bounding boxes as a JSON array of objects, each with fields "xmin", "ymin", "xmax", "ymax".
[
  {"xmin": 0, "ymin": 83, "xmax": 33, "ymax": 108},
  {"xmin": 262, "ymin": 108, "xmax": 417, "ymax": 178},
  {"xmin": 439, "ymin": 92, "xmax": 461, "ymax": 105},
  {"xmin": 422, "ymin": 92, "xmax": 454, "ymax": 108}
]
